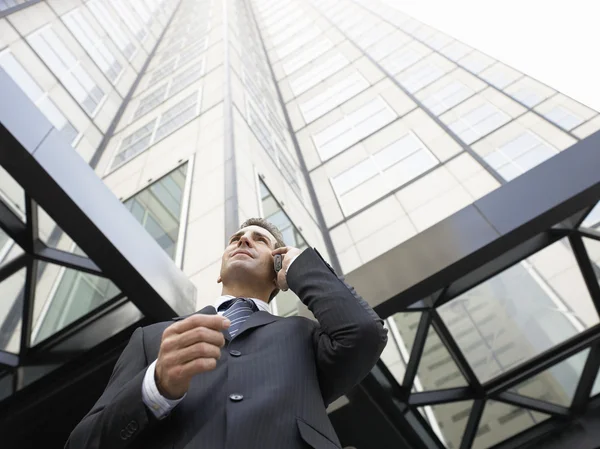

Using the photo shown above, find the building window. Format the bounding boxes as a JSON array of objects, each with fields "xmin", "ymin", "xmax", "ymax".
[
  {"xmin": 331, "ymin": 133, "xmax": 438, "ymax": 208},
  {"xmin": 259, "ymin": 181, "xmax": 308, "ymax": 318},
  {"xmin": 355, "ymin": 27, "xmax": 393, "ymax": 50},
  {"xmin": 424, "ymin": 32, "xmax": 453, "ymax": 50},
  {"xmin": 421, "ymin": 80, "xmax": 474, "ymax": 115},
  {"xmin": 28, "ymin": 26, "xmax": 106, "ymax": 116},
  {"xmin": 482, "ymin": 131, "xmax": 558, "ymax": 181},
  {"xmin": 112, "ymin": 90, "xmax": 201, "ymax": 169},
  {"xmin": 313, "ymin": 96, "xmax": 397, "ymax": 161},
  {"xmin": 0, "ymin": 50, "xmax": 79, "ymax": 145},
  {"xmin": 0, "ymin": 0, "xmax": 37, "ymax": 12},
  {"xmin": 134, "ymin": 58, "xmax": 205, "ymax": 121},
  {"xmin": 87, "ymin": 0, "xmax": 137, "ymax": 61},
  {"xmin": 134, "ymin": 85, "xmax": 169, "ymax": 120},
  {"xmin": 149, "ymin": 48, "xmax": 206, "ymax": 86},
  {"xmin": 130, "ymin": 0, "xmax": 153, "ymax": 26},
  {"xmin": 63, "ymin": 9, "xmax": 123, "ymax": 83},
  {"xmin": 269, "ymin": 18, "xmax": 312, "ymax": 47},
  {"xmin": 448, "ymin": 102, "xmax": 510, "ymax": 144},
  {"xmin": 479, "ymin": 63, "xmax": 522, "ymax": 90},
  {"xmin": 276, "ymin": 26, "xmax": 321, "ymax": 60},
  {"xmin": 543, "ymin": 106, "xmax": 584, "ymax": 131},
  {"xmin": 509, "ymin": 87, "xmax": 545, "ymax": 108},
  {"xmin": 439, "ymin": 41, "xmax": 472, "ymax": 61},
  {"xmin": 458, "ymin": 50, "xmax": 494, "ymax": 74},
  {"xmin": 380, "ymin": 46, "xmax": 426, "ymax": 76},
  {"xmin": 365, "ymin": 33, "xmax": 409, "ymax": 61},
  {"xmin": 33, "ymin": 163, "xmax": 190, "ymax": 344},
  {"xmin": 299, "ymin": 72, "xmax": 370, "ymax": 124},
  {"xmin": 289, "ymin": 53, "xmax": 349, "ymax": 97},
  {"xmin": 282, "ymin": 39, "xmax": 334, "ymax": 76},
  {"xmin": 397, "ymin": 62, "xmax": 445, "ymax": 93},
  {"xmin": 109, "ymin": 0, "xmax": 148, "ymax": 42}
]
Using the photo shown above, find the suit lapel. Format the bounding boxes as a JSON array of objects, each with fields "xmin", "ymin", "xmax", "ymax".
[{"xmin": 171, "ymin": 305, "xmax": 216, "ymax": 321}]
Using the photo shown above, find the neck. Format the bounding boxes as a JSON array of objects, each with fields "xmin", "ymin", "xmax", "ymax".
[{"xmin": 221, "ymin": 284, "xmax": 271, "ymax": 304}]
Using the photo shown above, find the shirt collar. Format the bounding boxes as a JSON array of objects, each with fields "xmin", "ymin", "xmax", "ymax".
[{"xmin": 215, "ymin": 295, "xmax": 271, "ymax": 314}]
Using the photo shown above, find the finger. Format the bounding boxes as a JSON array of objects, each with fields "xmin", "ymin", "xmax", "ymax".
[
  {"xmin": 178, "ymin": 326, "xmax": 226, "ymax": 348},
  {"xmin": 277, "ymin": 270, "xmax": 289, "ymax": 291},
  {"xmin": 271, "ymin": 247, "xmax": 290, "ymax": 256},
  {"xmin": 174, "ymin": 341, "xmax": 222, "ymax": 365},
  {"xmin": 179, "ymin": 357, "xmax": 218, "ymax": 377},
  {"xmin": 167, "ymin": 314, "xmax": 230, "ymax": 335}
]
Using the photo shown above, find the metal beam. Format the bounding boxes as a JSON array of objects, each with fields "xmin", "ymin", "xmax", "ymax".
[
  {"xmin": 494, "ymin": 391, "xmax": 570, "ymax": 417},
  {"xmin": 579, "ymin": 227, "xmax": 600, "ymax": 241},
  {"xmin": 484, "ymin": 325, "xmax": 600, "ymax": 395},
  {"xmin": 402, "ymin": 311, "xmax": 432, "ymax": 389},
  {"xmin": 431, "ymin": 311, "xmax": 483, "ymax": 393},
  {"xmin": 19, "ymin": 259, "xmax": 37, "ymax": 356},
  {"xmin": 0, "ymin": 252, "xmax": 27, "ymax": 285},
  {"xmin": 568, "ymin": 234, "xmax": 600, "ymax": 316},
  {"xmin": 23, "ymin": 196, "xmax": 37, "ymax": 254},
  {"xmin": 0, "ymin": 200, "xmax": 27, "ymax": 249},
  {"xmin": 32, "ymin": 242, "xmax": 103, "ymax": 276},
  {"xmin": 0, "ymin": 350, "xmax": 18, "ymax": 368},
  {"xmin": 460, "ymin": 399, "xmax": 485, "ymax": 449},
  {"xmin": 408, "ymin": 387, "xmax": 474, "ymax": 406}
]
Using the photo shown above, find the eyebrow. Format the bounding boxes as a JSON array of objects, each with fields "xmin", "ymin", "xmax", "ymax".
[{"xmin": 229, "ymin": 230, "xmax": 274, "ymax": 246}]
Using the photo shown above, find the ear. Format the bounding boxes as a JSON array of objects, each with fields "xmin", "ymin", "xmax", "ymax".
[{"xmin": 217, "ymin": 275, "xmax": 222, "ymax": 284}]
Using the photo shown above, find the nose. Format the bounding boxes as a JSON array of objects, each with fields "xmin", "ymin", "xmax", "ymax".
[{"xmin": 237, "ymin": 233, "xmax": 252, "ymax": 247}]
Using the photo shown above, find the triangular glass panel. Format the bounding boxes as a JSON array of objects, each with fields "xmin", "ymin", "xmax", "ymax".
[
  {"xmin": 31, "ymin": 261, "xmax": 120, "ymax": 345},
  {"xmin": 0, "ymin": 267, "xmax": 26, "ymax": 354},
  {"xmin": 417, "ymin": 401, "xmax": 473, "ymax": 449},
  {"xmin": 37, "ymin": 205, "xmax": 85, "ymax": 256},
  {"xmin": 510, "ymin": 349, "xmax": 589, "ymax": 407},
  {"xmin": 417, "ymin": 325, "xmax": 468, "ymax": 391},
  {"xmin": 581, "ymin": 202, "xmax": 600, "ymax": 228},
  {"xmin": 439, "ymin": 238, "xmax": 600, "ymax": 383},
  {"xmin": 592, "ymin": 367, "xmax": 600, "ymax": 397},
  {"xmin": 0, "ymin": 165, "xmax": 25, "ymax": 221},
  {"xmin": 472, "ymin": 400, "xmax": 550, "ymax": 449}
]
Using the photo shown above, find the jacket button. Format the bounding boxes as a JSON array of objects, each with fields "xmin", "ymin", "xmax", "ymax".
[
  {"xmin": 229, "ymin": 393, "xmax": 244, "ymax": 402},
  {"xmin": 229, "ymin": 350, "xmax": 241, "ymax": 357}
]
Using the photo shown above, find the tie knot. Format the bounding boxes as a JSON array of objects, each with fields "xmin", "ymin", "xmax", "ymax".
[{"xmin": 218, "ymin": 297, "xmax": 257, "ymax": 313}]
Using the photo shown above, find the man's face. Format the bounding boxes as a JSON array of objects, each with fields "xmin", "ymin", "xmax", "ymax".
[{"xmin": 219, "ymin": 225, "xmax": 278, "ymax": 289}]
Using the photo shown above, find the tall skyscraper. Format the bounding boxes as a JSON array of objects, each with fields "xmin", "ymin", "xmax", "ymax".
[{"xmin": 1, "ymin": 0, "xmax": 599, "ymax": 448}]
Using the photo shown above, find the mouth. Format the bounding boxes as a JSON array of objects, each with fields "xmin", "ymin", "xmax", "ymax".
[{"xmin": 231, "ymin": 251, "xmax": 253, "ymax": 258}]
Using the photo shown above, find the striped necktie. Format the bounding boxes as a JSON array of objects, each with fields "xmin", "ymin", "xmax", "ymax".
[{"xmin": 219, "ymin": 298, "xmax": 257, "ymax": 338}]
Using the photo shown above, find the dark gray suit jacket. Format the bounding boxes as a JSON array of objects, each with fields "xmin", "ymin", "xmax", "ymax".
[{"xmin": 66, "ymin": 248, "xmax": 387, "ymax": 449}]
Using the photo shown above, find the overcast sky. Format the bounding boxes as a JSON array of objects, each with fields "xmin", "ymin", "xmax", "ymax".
[{"xmin": 386, "ymin": 0, "xmax": 600, "ymax": 112}]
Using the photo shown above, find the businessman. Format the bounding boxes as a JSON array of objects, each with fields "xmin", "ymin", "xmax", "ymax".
[{"xmin": 67, "ymin": 218, "xmax": 388, "ymax": 449}]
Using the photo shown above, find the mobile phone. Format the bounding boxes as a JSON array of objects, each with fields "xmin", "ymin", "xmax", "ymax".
[{"xmin": 274, "ymin": 254, "xmax": 283, "ymax": 273}]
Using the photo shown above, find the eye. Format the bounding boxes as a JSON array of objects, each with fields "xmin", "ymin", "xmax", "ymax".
[{"xmin": 230, "ymin": 236, "xmax": 240, "ymax": 243}]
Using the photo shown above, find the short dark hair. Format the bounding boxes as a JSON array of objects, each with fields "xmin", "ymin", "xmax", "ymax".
[{"xmin": 239, "ymin": 217, "xmax": 285, "ymax": 302}]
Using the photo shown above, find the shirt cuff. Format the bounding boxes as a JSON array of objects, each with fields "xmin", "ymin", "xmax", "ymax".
[{"xmin": 142, "ymin": 360, "xmax": 185, "ymax": 419}]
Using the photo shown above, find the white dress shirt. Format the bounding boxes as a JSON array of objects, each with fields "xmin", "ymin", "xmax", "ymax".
[{"xmin": 142, "ymin": 254, "xmax": 298, "ymax": 419}]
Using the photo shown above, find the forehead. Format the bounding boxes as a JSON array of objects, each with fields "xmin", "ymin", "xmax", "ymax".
[{"xmin": 232, "ymin": 225, "xmax": 277, "ymax": 243}]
